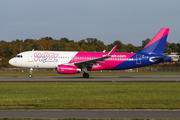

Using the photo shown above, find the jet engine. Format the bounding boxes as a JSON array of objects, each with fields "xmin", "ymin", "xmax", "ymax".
[{"xmin": 57, "ymin": 65, "xmax": 81, "ymax": 74}]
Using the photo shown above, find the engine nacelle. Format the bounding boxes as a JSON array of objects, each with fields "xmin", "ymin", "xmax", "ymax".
[{"xmin": 57, "ymin": 65, "xmax": 81, "ymax": 74}]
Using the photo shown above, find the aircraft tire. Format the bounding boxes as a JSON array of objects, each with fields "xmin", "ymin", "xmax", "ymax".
[
  {"xmin": 83, "ymin": 73, "xmax": 89, "ymax": 78},
  {"xmin": 28, "ymin": 74, "xmax": 32, "ymax": 78}
]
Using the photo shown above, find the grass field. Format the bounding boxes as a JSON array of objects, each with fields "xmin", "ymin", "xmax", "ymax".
[
  {"xmin": 0, "ymin": 118, "xmax": 178, "ymax": 120},
  {"xmin": 0, "ymin": 117, "xmax": 180, "ymax": 120},
  {"xmin": 0, "ymin": 82, "xmax": 179, "ymax": 110}
]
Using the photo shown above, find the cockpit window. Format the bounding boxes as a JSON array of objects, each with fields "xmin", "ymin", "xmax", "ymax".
[{"xmin": 15, "ymin": 55, "xmax": 23, "ymax": 58}]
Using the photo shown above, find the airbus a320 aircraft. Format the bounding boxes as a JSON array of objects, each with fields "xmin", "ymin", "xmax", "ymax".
[{"xmin": 9, "ymin": 28, "xmax": 171, "ymax": 78}]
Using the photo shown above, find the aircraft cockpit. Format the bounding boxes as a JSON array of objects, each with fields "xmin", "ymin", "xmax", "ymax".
[{"xmin": 15, "ymin": 55, "xmax": 23, "ymax": 58}]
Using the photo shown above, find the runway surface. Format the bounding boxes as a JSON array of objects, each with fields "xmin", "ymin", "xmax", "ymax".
[
  {"xmin": 0, "ymin": 75, "xmax": 180, "ymax": 82},
  {"xmin": 0, "ymin": 110, "xmax": 180, "ymax": 119}
]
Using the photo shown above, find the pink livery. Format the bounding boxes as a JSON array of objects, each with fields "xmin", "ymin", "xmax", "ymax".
[
  {"xmin": 9, "ymin": 28, "xmax": 171, "ymax": 78},
  {"xmin": 57, "ymin": 65, "xmax": 81, "ymax": 74}
]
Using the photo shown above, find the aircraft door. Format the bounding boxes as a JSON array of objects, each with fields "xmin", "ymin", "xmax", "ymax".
[
  {"xmin": 28, "ymin": 53, "xmax": 33, "ymax": 62},
  {"xmin": 136, "ymin": 54, "xmax": 141, "ymax": 64}
]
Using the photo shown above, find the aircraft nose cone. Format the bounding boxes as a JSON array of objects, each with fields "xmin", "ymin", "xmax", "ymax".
[
  {"xmin": 8, "ymin": 59, "xmax": 13, "ymax": 66},
  {"xmin": 8, "ymin": 58, "xmax": 21, "ymax": 67},
  {"xmin": 9, "ymin": 58, "xmax": 15, "ymax": 66}
]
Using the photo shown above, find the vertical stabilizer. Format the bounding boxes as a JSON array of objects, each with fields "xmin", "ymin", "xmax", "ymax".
[{"xmin": 139, "ymin": 28, "xmax": 169, "ymax": 55}]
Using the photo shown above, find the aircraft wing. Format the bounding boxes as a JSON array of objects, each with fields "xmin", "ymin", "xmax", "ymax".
[
  {"xmin": 73, "ymin": 54, "xmax": 110, "ymax": 67},
  {"xmin": 72, "ymin": 45, "xmax": 117, "ymax": 67}
]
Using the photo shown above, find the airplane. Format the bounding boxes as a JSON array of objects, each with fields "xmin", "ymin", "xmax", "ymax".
[{"xmin": 9, "ymin": 28, "xmax": 171, "ymax": 78}]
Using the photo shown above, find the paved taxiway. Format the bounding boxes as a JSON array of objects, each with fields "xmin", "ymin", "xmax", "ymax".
[
  {"xmin": 0, "ymin": 110, "xmax": 180, "ymax": 119},
  {"xmin": 0, "ymin": 75, "xmax": 180, "ymax": 82}
]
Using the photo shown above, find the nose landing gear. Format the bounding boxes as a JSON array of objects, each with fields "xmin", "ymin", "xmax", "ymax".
[{"xmin": 28, "ymin": 68, "xmax": 33, "ymax": 78}]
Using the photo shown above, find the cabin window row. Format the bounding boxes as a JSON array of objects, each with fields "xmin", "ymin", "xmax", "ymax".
[
  {"xmin": 57, "ymin": 56, "xmax": 134, "ymax": 60},
  {"xmin": 73, "ymin": 57, "xmax": 133, "ymax": 60}
]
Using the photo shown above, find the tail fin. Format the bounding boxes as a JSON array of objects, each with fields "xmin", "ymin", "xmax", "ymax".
[{"xmin": 139, "ymin": 28, "xmax": 169, "ymax": 55}]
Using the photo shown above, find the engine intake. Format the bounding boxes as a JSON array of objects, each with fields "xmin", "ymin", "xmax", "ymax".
[{"xmin": 57, "ymin": 65, "xmax": 81, "ymax": 74}]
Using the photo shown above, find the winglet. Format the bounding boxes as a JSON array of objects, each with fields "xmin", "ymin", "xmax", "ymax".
[{"xmin": 108, "ymin": 45, "xmax": 117, "ymax": 56}]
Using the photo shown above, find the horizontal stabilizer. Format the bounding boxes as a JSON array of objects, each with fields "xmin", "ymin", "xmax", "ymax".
[{"xmin": 149, "ymin": 56, "xmax": 170, "ymax": 62}]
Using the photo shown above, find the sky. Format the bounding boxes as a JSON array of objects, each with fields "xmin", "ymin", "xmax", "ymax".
[{"xmin": 0, "ymin": 0, "xmax": 180, "ymax": 46}]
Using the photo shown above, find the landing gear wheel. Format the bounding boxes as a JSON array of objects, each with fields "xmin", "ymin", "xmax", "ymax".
[
  {"xmin": 83, "ymin": 73, "xmax": 89, "ymax": 78},
  {"xmin": 28, "ymin": 68, "xmax": 33, "ymax": 78},
  {"xmin": 28, "ymin": 74, "xmax": 32, "ymax": 78}
]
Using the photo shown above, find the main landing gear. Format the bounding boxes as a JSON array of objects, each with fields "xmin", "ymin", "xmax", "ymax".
[
  {"xmin": 28, "ymin": 68, "xmax": 33, "ymax": 78},
  {"xmin": 83, "ymin": 72, "xmax": 89, "ymax": 78},
  {"xmin": 82, "ymin": 66, "xmax": 89, "ymax": 78}
]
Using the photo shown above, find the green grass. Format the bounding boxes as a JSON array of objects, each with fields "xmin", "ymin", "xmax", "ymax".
[
  {"xmin": 1, "ymin": 71, "xmax": 180, "ymax": 77},
  {"xmin": 0, "ymin": 118, "xmax": 179, "ymax": 120},
  {"xmin": 0, "ymin": 82, "xmax": 180, "ymax": 110},
  {"xmin": 0, "ymin": 118, "xmax": 180, "ymax": 120}
]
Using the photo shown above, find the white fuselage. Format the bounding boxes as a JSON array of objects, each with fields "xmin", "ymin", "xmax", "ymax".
[{"xmin": 9, "ymin": 51, "xmax": 78, "ymax": 69}]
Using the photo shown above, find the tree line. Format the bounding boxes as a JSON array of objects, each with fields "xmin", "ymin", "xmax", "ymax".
[{"xmin": 0, "ymin": 37, "xmax": 179, "ymax": 68}]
